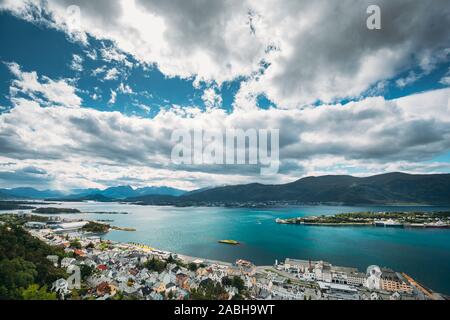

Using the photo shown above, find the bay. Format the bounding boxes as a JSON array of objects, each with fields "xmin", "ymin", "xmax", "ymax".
[{"xmin": 19, "ymin": 202, "xmax": 450, "ymax": 295}]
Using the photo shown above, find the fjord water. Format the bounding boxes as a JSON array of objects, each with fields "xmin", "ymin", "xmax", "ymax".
[{"xmin": 32, "ymin": 202, "xmax": 450, "ymax": 295}]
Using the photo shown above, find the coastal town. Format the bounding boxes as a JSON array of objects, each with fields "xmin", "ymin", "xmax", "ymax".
[{"xmin": 2, "ymin": 212, "xmax": 445, "ymax": 301}]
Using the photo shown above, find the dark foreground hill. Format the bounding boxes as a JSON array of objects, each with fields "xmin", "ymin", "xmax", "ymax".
[{"xmin": 127, "ymin": 172, "xmax": 450, "ymax": 206}]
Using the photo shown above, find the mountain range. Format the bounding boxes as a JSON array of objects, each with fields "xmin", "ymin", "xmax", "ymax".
[
  {"xmin": 0, "ymin": 185, "xmax": 186, "ymax": 200},
  {"xmin": 1, "ymin": 172, "xmax": 449, "ymax": 205},
  {"xmin": 126, "ymin": 172, "xmax": 450, "ymax": 206}
]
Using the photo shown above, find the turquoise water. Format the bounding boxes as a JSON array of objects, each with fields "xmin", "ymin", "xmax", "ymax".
[{"xmin": 24, "ymin": 202, "xmax": 450, "ymax": 295}]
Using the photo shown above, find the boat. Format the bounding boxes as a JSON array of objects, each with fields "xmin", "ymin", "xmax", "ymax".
[
  {"xmin": 218, "ymin": 240, "xmax": 240, "ymax": 245},
  {"xmin": 374, "ymin": 219, "xmax": 404, "ymax": 228},
  {"xmin": 424, "ymin": 220, "xmax": 449, "ymax": 228}
]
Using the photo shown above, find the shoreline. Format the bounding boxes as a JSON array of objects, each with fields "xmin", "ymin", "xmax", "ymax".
[{"xmin": 2, "ymin": 212, "xmax": 447, "ymax": 299}]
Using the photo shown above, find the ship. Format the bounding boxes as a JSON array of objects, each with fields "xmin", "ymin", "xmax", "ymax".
[
  {"xmin": 218, "ymin": 240, "xmax": 240, "ymax": 245},
  {"xmin": 424, "ymin": 220, "xmax": 449, "ymax": 228},
  {"xmin": 374, "ymin": 219, "xmax": 404, "ymax": 228}
]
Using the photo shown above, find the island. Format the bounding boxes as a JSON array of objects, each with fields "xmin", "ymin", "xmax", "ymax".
[
  {"xmin": 82, "ymin": 221, "xmax": 136, "ymax": 233},
  {"xmin": 32, "ymin": 207, "xmax": 82, "ymax": 214},
  {"xmin": 276, "ymin": 211, "xmax": 450, "ymax": 228},
  {"xmin": 81, "ymin": 221, "xmax": 110, "ymax": 233},
  {"xmin": 0, "ymin": 201, "xmax": 36, "ymax": 211},
  {"xmin": 85, "ymin": 211, "xmax": 129, "ymax": 215}
]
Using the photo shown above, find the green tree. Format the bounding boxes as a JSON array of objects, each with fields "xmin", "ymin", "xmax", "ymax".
[
  {"xmin": 21, "ymin": 284, "xmax": 57, "ymax": 300},
  {"xmin": 69, "ymin": 240, "xmax": 82, "ymax": 249},
  {"xmin": 79, "ymin": 264, "xmax": 94, "ymax": 280},
  {"xmin": 232, "ymin": 276, "xmax": 245, "ymax": 292},
  {"xmin": 0, "ymin": 258, "xmax": 37, "ymax": 299},
  {"xmin": 190, "ymin": 279, "xmax": 228, "ymax": 300},
  {"xmin": 221, "ymin": 276, "xmax": 232, "ymax": 287},
  {"xmin": 86, "ymin": 242, "xmax": 95, "ymax": 249},
  {"xmin": 188, "ymin": 263, "xmax": 198, "ymax": 272},
  {"xmin": 144, "ymin": 258, "xmax": 167, "ymax": 272},
  {"xmin": 0, "ymin": 225, "xmax": 67, "ymax": 299}
]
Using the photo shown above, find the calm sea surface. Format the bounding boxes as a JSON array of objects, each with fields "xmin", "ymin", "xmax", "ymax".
[{"xmin": 14, "ymin": 202, "xmax": 450, "ymax": 295}]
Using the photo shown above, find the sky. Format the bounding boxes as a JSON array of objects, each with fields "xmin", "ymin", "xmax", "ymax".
[{"xmin": 0, "ymin": 0, "xmax": 449, "ymax": 191}]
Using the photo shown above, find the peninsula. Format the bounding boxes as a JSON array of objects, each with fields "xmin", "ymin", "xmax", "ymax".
[{"xmin": 276, "ymin": 211, "xmax": 450, "ymax": 228}]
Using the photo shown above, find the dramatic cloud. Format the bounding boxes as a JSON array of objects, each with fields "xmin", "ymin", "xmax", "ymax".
[
  {"xmin": 2, "ymin": 0, "xmax": 449, "ymax": 107},
  {"xmin": 0, "ymin": 1, "xmax": 449, "ymax": 189},
  {"xmin": 0, "ymin": 64, "xmax": 449, "ymax": 189}
]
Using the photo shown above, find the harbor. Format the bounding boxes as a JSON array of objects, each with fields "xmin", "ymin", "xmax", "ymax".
[{"xmin": 3, "ymin": 202, "xmax": 450, "ymax": 295}]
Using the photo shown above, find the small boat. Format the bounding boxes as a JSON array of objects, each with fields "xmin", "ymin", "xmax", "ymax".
[{"xmin": 218, "ymin": 240, "xmax": 240, "ymax": 245}]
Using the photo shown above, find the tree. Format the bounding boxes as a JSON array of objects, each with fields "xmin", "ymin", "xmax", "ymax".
[
  {"xmin": 167, "ymin": 255, "xmax": 175, "ymax": 264},
  {"xmin": 21, "ymin": 284, "xmax": 57, "ymax": 300},
  {"xmin": 144, "ymin": 258, "xmax": 167, "ymax": 273},
  {"xmin": 190, "ymin": 279, "xmax": 229, "ymax": 300},
  {"xmin": 69, "ymin": 240, "xmax": 82, "ymax": 249},
  {"xmin": 221, "ymin": 276, "xmax": 232, "ymax": 287},
  {"xmin": 232, "ymin": 276, "xmax": 245, "ymax": 292},
  {"xmin": 188, "ymin": 262, "xmax": 198, "ymax": 272},
  {"xmin": 70, "ymin": 289, "xmax": 82, "ymax": 300},
  {"xmin": 0, "ymin": 258, "xmax": 37, "ymax": 299},
  {"xmin": 80, "ymin": 264, "xmax": 94, "ymax": 280},
  {"xmin": 0, "ymin": 225, "xmax": 67, "ymax": 299},
  {"xmin": 82, "ymin": 222, "xmax": 109, "ymax": 233}
]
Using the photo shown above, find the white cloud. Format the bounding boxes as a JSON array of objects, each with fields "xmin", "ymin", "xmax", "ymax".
[
  {"xmin": 135, "ymin": 104, "xmax": 151, "ymax": 113},
  {"xmin": 100, "ymin": 46, "xmax": 128, "ymax": 63},
  {"xmin": 6, "ymin": 62, "xmax": 82, "ymax": 108},
  {"xmin": 85, "ymin": 49, "xmax": 98, "ymax": 60},
  {"xmin": 202, "ymin": 86, "xmax": 222, "ymax": 110},
  {"xmin": 440, "ymin": 68, "xmax": 450, "ymax": 86},
  {"xmin": 104, "ymin": 68, "xmax": 119, "ymax": 81},
  {"xmin": 108, "ymin": 90, "xmax": 117, "ymax": 104},
  {"xmin": 70, "ymin": 54, "xmax": 83, "ymax": 72},
  {"xmin": 396, "ymin": 71, "xmax": 420, "ymax": 88},
  {"xmin": 118, "ymin": 83, "xmax": 134, "ymax": 94},
  {"xmin": 91, "ymin": 66, "xmax": 106, "ymax": 76}
]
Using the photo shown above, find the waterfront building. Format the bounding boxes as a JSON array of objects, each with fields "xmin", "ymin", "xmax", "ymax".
[
  {"xmin": 51, "ymin": 221, "xmax": 88, "ymax": 231},
  {"xmin": 314, "ymin": 261, "xmax": 332, "ymax": 283},
  {"xmin": 235, "ymin": 259, "xmax": 256, "ymax": 275},
  {"xmin": 346, "ymin": 272, "xmax": 366, "ymax": 286},
  {"xmin": 284, "ymin": 258, "xmax": 311, "ymax": 273},
  {"xmin": 318, "ymin": 282, "xmax": 359, "ymax": 300},
  {"xmin": 380, "ymin": 269, "xmax": 413, "ymax": 293},
  {"xmin": 24, "ymin": 221, "xmax": 47, "ymax": 229}
]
